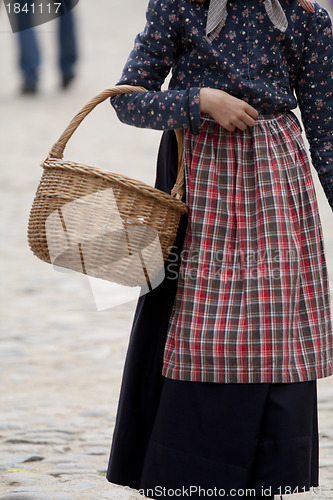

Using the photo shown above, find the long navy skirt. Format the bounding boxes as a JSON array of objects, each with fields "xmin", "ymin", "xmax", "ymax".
[
  {"xmin": 139, "ymin": 378, "xmax": 318, "ymax": 499},
  {"xmin": 106, "ymin": 131, "xmax": 319, "ymax": 498}
]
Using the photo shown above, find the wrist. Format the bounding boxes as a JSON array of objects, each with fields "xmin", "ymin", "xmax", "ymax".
[{"xmin": 199, "ymin": 87, "xmax": 213, "ymax": 115}]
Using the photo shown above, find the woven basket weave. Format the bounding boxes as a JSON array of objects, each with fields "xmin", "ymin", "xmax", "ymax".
[{"xmin": 27, "ymin": 86, "xmax": 188, "ymax": 287}]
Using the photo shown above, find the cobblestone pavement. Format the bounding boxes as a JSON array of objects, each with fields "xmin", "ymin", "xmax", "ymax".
[{"xmin": 1, "ymin": 1, "xmax": 333, "ymax": 499}]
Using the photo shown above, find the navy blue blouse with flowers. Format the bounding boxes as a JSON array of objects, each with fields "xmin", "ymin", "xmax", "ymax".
[{"xmin": 112, "ymin": 0, "xmax": 333, "ymax": 208}]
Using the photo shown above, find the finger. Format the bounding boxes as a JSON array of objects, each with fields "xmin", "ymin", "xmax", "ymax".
[
  {"xmin": 240, "ymin": 112, "xmax": 256, "ymax": 128},
  {"xmin": 233, "ymin": 118, "xmax": 248, "ymax": 131},
  {"xmin": 223, "ymin": 123, "xmax": 236, "ymax": 132},
  {"xmin": 244, "ymin": 105, "xmax": 259, "ymax": 120}
]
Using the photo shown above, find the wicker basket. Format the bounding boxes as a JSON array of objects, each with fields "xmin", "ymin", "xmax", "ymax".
[{"xmin": 27, "ymin": 86, "xmax": 188, "ymax": 287}]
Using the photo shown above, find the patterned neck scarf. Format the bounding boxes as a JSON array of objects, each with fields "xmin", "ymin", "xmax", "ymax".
[{"xmin": 205, "ymin": 0, "xmax": 315, "ymax": 43}]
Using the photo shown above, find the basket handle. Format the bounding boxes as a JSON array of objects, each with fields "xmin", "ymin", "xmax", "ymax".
[{"xmin": 48, "ymin": 85, "xmax": 186, "ymax": 201}]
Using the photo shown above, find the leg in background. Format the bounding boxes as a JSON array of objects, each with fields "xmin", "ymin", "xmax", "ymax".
[{"xmin": 58, "ymin": 8, "xmax": 78, "ymax": 88}]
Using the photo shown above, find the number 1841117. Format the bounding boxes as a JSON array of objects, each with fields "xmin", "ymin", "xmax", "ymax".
[{"xmin": 5, "ymin": 3, "xmax": 62, "ymax": 14}]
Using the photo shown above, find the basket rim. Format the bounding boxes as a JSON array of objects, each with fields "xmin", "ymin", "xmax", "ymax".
[{"xmin": 43, "ymin": 156, "xmax": 188, "ymax": 215}]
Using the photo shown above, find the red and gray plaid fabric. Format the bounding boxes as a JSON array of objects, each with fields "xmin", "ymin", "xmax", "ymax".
[
  {"xmin": 206, "ymin": 0, "xmax": 315, "ymax": 43},
  {"xmin": 163, "ymin": 113, "xmax": 333, "ymax": 383}
]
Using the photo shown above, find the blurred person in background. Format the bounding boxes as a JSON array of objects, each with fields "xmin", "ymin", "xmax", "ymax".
[{"xmin": 15, "ymin": 0, "xmax": 78, "ymax": 94}]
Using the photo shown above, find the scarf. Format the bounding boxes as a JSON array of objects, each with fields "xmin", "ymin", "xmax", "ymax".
[{"xmin": 206, "ymin": 0, "xmax": 315, "ymax": 43}]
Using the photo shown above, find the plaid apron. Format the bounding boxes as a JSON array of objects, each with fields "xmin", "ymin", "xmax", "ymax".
[{"xmin": 163, "ymin": 112, "xmax": 333, "ymax": 383}]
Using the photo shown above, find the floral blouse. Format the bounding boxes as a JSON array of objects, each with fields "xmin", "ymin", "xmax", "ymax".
[{"xmin": 112, "ymin": 0, "xmax": 333, "ymax": 209}]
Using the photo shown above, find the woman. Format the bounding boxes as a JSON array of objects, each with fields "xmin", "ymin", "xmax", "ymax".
[{"xmin": 107, "ymin": 0, "xmax": 333, "ymax": 498}]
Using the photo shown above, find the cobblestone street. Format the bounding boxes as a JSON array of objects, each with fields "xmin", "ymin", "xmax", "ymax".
[{"xmin": 1, "ymin": 1, "xmax": 333, "ymax": 499}]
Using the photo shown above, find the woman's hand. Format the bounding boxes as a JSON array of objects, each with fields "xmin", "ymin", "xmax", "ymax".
[{"xmin": 199, "ymin": 88, "xmax": 259, "ymax": 132}]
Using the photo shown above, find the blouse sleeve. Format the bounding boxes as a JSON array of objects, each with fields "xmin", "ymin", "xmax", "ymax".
[
  {"xmin": 110, "ymin": 0, "xmax": 201, "ymax": 134},
  {"xmin": 295, "ymin": 4, "xmax": 333, "ymax": 211}
]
